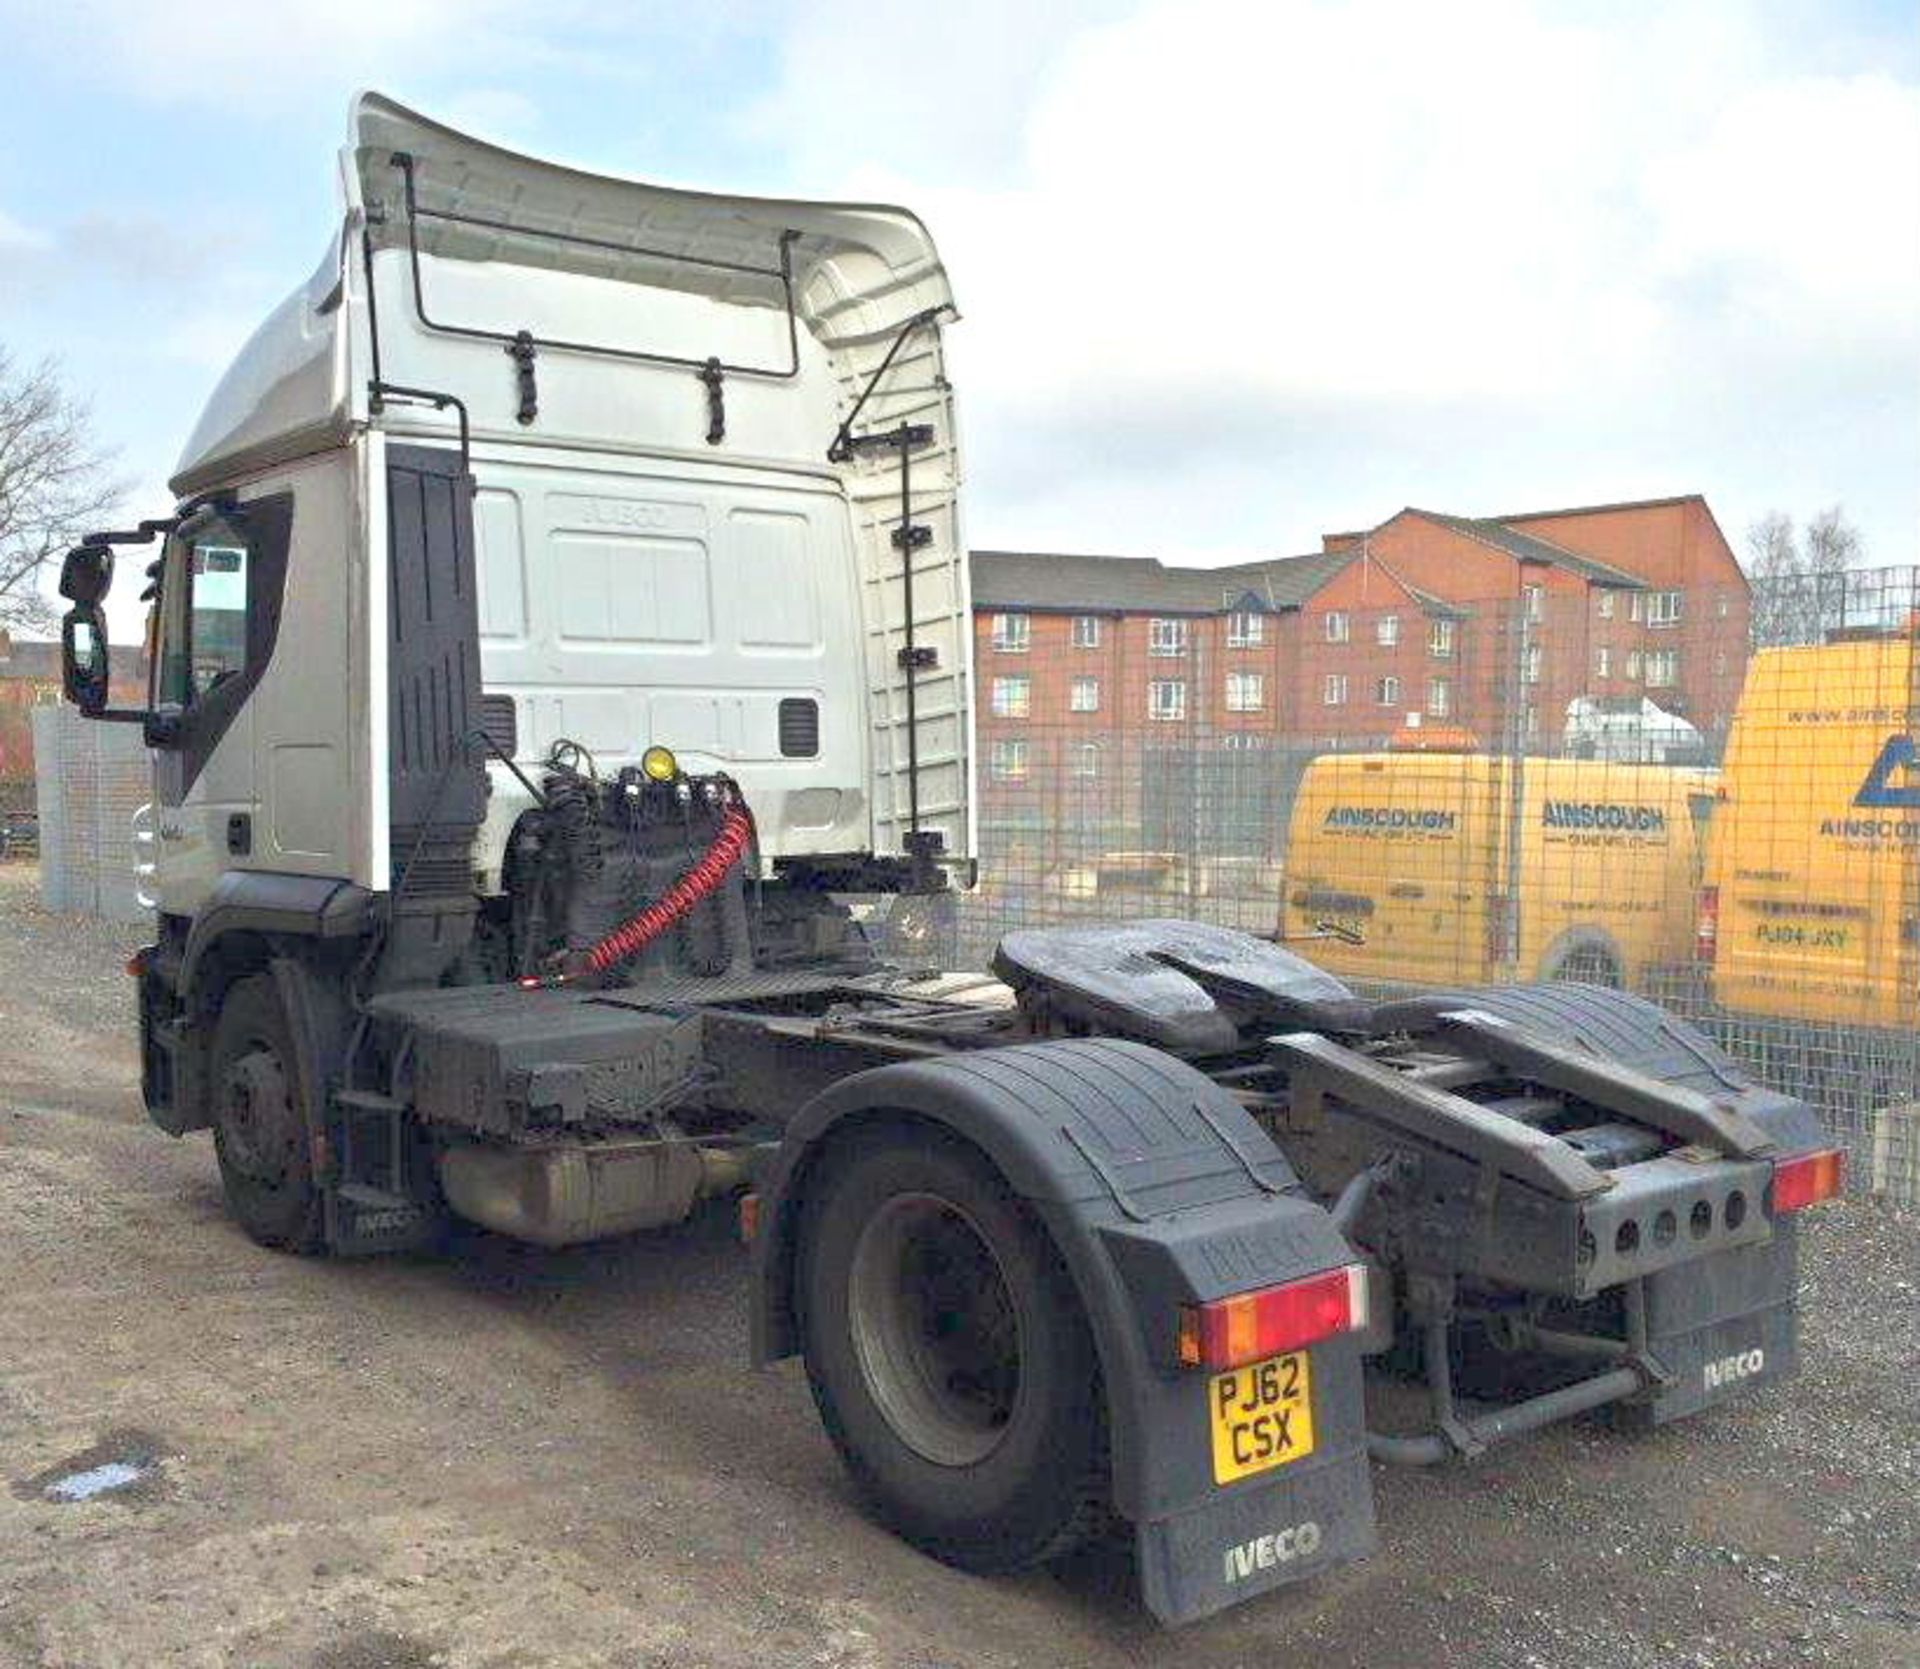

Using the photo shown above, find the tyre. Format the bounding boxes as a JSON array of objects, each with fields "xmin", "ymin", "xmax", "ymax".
[
  {"xmin": 798, "ymin": 1127, "xmax": 1108, "ymax": 1572},
  {"xmin": 208, "ymin": 974, "xmax": 324, "ymax": 1252},
  {"xmin": 1538, "ymin": 927, "xmax": 1625, "ymax": 988}
]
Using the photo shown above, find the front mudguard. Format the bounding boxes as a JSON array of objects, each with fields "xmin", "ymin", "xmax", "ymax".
[{"xmin": 750, "ymin": 1037, "xmax": 1376, "ymax": 1623}]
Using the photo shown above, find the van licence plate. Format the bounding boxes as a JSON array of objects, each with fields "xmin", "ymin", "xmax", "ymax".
[{"xmin": 1209, "ymin": 1351, "xmax": 1315, "ymax": 1484}]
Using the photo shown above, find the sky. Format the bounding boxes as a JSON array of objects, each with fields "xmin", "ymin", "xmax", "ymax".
[{"xmin": 1, "ymin": 0, "xmax": 1914, "ymax": 633}]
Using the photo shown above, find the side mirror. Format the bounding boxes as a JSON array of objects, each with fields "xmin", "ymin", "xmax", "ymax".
[
  {"xmin": 59, "ymin": 544, "xmax": 114, "ymax": 607},
  {"xmin": 61, "ymin": 605, "xmax": 111, "ymax": 714}
]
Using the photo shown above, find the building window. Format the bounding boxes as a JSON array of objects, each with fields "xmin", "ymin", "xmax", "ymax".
[
  {"xmin": 1073, "ymin": 742, "xmax": 1101, "ymax": 778},
  {"xmin": 1428, "ymin": 677, "xmax": 1451, "ymax": 717},
  {"xmin": 1376, "ymin": 675, "xmax": 1402, "ymax": 706},
  {"xmin": 1629, "ymin": 593, "xmax": 1644, "ymax": 622},
  {"xmin": 1223, "ymin": 732, "xmax": 1269, "ymax": 751},
  {"xmin": 990, "ymin": 675, "xmax": 1030, "ymax": 718},
  {"xmin": 988, "ymin": 738, "xmax": 1028, "ymax": 780},
  {"xmin": 1717, "ymin": 595, "xmax": 1730, "ymax": 619},
  {"xmin": 1225, "ymin": 672, "xmax": 1265, "ymax": 712},
  {"xmin": 1430, "ymin": 619, "xmax": 1455, "ymax": 658},
  {"xmin": 1598, "ymin": 591, "xmax": 1616, "ymax": 619},
  {"xmin": 1525, "ymin": 704, "xmax": 1539, "ymax": 738},
  {"xmin": 1226, "ymin": 610, "xmax": 1264, "ymax": 648},
  {"xmin": 1070, "ymin": 614, "xmax": 1102, "ymax": 649},
  {"xmin": 1149, "ymin": 618, "xmax": 1188, "ymax": 657},
  {"xmin": 1069, "ymin": 676, "xmax": 1100, "ymax": 713},
  {"xmin": 1148, "ymin": 679, "xmax": 1187, "ymax": 721},
  {"xmin": 1325, "ymin": 611, "xmax": 1350, "ymax": 644},
  {"xmin": 1376, "ymin": 614, "xmax": 1400, "ymax": 647},
  {"xmin": 1648, "ymin": 590, "xmax": 1683, "ymax": 628},
  {"xmin": 1523, "ymin": 583, "xmax": 1544, "ymax": 622},
  {"xmin": 1596, "ymin": 645, "xmax": 1612, "ymax": 679},
  {"xmin": 1626, "ymin": 650, "xmax": 1643, "ymax": 682},
  {"xmin": 1646, "ymin": 648, "xmax": 1679, "ymax": 688},
  {"xmin": 1714, "ymin": 650, "xmax": 1728, "ymax": 676},
  {"xmin": 1522, "ymin": 643, "xmax": 1542, "ymax": 684},
  {"xmin": 1323, "ymin": 673, "xmax": 1348, "ymax": 706},
  {"xmin": 989, "ymin": 612, "xmax": 1029, "ymax": 652}
]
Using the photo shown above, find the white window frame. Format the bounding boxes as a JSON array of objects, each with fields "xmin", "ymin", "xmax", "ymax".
[
  {"xmin": 1325, "ymin": 610, "xmax": 1350, "ymax": 644},
  {"xmin": 1598, "ymin": 591, "xmax": 1616, "ymax": 620},
  {"xmin": 1596, "ymin": 645, "xmax": 1612, "ymax": 679},
  {"xmin": 1522, "ymin": 642, "xmax": 1542, "ymax": 685},
  {"xmin": 1225, "ymin": 671, "xmax": 1265, "ymax": 712},
  {"xmin": 1069, "ymin": 676, "xmax": 1100, "ymax": 713},
  {"xmin": 1648, "ymin": 590, "xmax": 1683, "ymax": 628},
  {"xmin": 1376, "ymin": 614, "xmax": 1400, "ymax": 647},
  {"xmin": 1072, "ymin": 741, "xmax": 1101, "ymax": 778},
  {"xmin": 1626, "ymin": 649, "xmax": 1643, "ymax": 681},
  {"xmin": 989, "ymin": 612, "xmax": 1029, "ymax": 653},
  {"xmin": 1148, "ymin": 618, "xmax": 1189, "ymax": 658},
  {"xmin": 1226, "ymin": 610, "xmax": 1265, "ymax": 648},
  {"xmin": 989, "ymin": 675, "xmax": 1030, "ymax": 718},
  {"xmin": 1323, "ymin": 673, "xmax": 1348, "ymax": 706},
  {"xmin": 1645, "ymin": 648, "xmax": 1679, "ymax": 689},
  {"xmin": 988, "ymin": 738, "xmax": 1029, "ymax": 780},
  {"xmin": 1427, "ymin": 677, "xmax": 1451, "ymax": 718},
  {"xmin": 1148, "ymin": 679, "xmax": 1187, "ymax": 721},
  {"xmin": 1523, "ymin": 583, "xmax": 1544, "ymax": 622},
  {"xmin": 1070, "ymin": 614, "xmax": 1102, "ymax": 649},
  {"xmin": 1376, "ymin": 675, "xmax": 1401, "ymax": 706},
  {"xmin": 1429, "ymin": 618, "xmax": 1455, "ymax": 658}
]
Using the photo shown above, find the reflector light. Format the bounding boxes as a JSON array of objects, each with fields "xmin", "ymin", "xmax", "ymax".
[
  {"xmin": 1177, "ymin": 1264, "xmax": 1368, "ymax": 1370},
  {"xmin": 641, "ymin": 745, "xmax": 679, "ymax": 783},
  {"xmin": 1695, "ymin": 885, "xmax": 1720, "ymax": 964},
  {"xmin": 1772, "ymin": 1148, "xmax": 1844, "ymax": 1213}
]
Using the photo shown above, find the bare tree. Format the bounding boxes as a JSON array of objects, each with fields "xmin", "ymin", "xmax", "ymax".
[
  {"xmin": 1744, "ymin": 505, "xmax": 1867, "ymax": 648},
  {"xmin": 0, "ymin": 350, "xmax": 126, "ymax": 634}
]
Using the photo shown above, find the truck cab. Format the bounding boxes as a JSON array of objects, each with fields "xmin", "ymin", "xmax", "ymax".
[{"xmin": 66, "ymin": 90, "xmax": 972, "ymax": 943}]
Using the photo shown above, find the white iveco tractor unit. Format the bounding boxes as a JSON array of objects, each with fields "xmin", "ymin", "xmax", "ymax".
[{"xmin": 59, "ymin": 95, "xmax": 1846, "ymax": 1624}]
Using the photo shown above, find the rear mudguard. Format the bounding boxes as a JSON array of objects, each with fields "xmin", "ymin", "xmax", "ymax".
[{"xmin": 751, "ymin": 1037, "xmax": 1376, "ymax": 1624}]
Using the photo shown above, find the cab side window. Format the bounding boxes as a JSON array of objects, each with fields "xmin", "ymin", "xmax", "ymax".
[{"xmin": 158, "ymin": 521, "xmax": 254, "ymax": 708}]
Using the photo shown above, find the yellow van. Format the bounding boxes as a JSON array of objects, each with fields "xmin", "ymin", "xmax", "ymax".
[
  {"xmin": 1282, "ymin": 752, "xmax": 1715, "ymax": 989},
  {"xmin": 1702, "ymin": 636, "xmax": 1920, "ymax": 1026}
]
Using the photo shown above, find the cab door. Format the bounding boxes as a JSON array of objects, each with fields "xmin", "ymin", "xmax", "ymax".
[{"xmin": 150, "ymin": 493, "xmax": 293, "ymax": 917}]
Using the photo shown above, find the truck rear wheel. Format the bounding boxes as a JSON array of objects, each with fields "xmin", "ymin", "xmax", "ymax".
[
  {"xmin": 798, "ymin": 1128, "xmax": 1108, "ymax": 1572},
  {"xmin": 209, "ymin": 975, "xmax": 323, "ymax": 1253}
]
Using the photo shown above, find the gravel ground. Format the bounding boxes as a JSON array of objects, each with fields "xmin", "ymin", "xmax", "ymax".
[{"xmin": 0, "ymin": 863, "xmax": 1915, "ymax": 1669}]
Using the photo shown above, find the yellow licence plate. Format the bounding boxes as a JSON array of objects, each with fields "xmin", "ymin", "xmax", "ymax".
[{"xmin": 1209, "ymin": 1350, "xmax": 1315, "ymax": 1485}]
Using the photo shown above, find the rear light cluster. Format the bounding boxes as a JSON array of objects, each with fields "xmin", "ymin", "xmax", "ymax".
[
  {"xmin": 1695, "ymin": 885, "xmax": 1720, "ymax": 964},
  {"xmin": 1177, "ymin": 1264, "xmax": 1369, "ymax": 1370},
  {"xmin": 1772, "ymin": 1148, "xmax": 1845, "ymax": 1213}
]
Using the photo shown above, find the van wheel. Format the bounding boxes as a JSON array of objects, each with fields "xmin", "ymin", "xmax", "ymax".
[
  {"xmin": 798, "ymin": 1127, "xmax": 1109, "ymax": 1573},
  {"xmin": 1539, "ymin": 928, "xmax": 1625, "ymax": 989},
  {"xmin": 209, "ymin": 975, "xmax": 324, "ymax": 1253}
]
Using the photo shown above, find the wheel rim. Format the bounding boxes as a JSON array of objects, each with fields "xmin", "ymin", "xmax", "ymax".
[
  {"xmin": 217, "ymin": 1043, "xmax": 301, "ymax": 1186},
  {"xmin": 847, "ymin": 1192, "xmax": 1024, "ymax": 1467}
]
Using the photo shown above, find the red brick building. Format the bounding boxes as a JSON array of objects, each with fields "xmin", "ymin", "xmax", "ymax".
[
  {"xmin": 0, "ymin": 634, "xmax": 149, "ymax": 797},
  {"xmin": 970, "ymin": 495, "xmax": 1751, "ymax": 867}
]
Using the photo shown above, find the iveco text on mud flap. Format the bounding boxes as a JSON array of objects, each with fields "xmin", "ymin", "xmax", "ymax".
[{"xmin": 58, "ymin": 93, "xmax": 1847, "ymax": 1628}]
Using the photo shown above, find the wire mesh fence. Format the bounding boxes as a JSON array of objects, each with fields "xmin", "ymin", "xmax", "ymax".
[
  {"xmin": 32, "ymin": 705, "xmax": 152, "ymax": 923},
  {"xmin": 953, "ymin": 565, "xmax": 1920, "ymax": 1200}
]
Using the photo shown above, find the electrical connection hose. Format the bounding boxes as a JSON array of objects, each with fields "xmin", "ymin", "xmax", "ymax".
[{"xmin": 519, "ymin": 802, "xmax": 755, "ymax": 989}]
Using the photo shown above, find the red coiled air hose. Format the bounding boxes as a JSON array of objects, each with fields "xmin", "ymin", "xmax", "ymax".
[{"xmin": 520, "ymin": 802, "xmax": 756, "ymax": 988}]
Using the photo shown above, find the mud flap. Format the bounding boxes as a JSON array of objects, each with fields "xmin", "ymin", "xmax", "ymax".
[
  {"xmin": 1136, "ymin": 1439, "xmax": 1375, "ymax": 1625},
  {"xmin": 1618, "ymin": 1221, "xmax": 1799, "ymax": 1427}
]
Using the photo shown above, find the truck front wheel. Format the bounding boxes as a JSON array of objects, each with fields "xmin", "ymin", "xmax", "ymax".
[
  {"xmin": 798, "ymin": 1128, "xmax": 1109, "ymax": 1572},
  {"xmin": 208, "ymin": 974, "xmax": 324, "ymax": 1252}
]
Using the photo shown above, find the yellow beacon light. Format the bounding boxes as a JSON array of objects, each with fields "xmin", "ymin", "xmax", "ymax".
[{"xmin": 640, "ymin": 745, "xmax": 679, "ymax": 783}]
